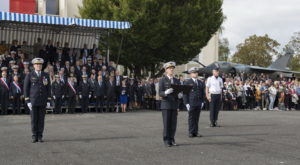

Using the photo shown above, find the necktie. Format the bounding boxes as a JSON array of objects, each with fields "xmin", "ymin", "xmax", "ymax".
[
  {"xmin": 194, "ymin": 79, "xmax": 198, "ymax": 86},
  {"xmin": 170, "ymin": 78, "xmax": 173, "ymax": 84}
]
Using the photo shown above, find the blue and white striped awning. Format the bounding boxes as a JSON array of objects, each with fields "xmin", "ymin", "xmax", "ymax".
[{"xmin": 0, "ymin": 11, "xmax": 131, "ymax": 29}]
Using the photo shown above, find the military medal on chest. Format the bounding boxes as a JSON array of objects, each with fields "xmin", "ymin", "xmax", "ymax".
[{"xmin": 43, "ymin": 76, "xmax": 48, "ymax": 85}]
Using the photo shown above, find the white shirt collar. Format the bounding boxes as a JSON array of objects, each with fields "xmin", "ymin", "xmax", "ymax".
[
  {"xmin": 166, "ymin": 75, "xmax": 173, "ymax": 80},
  {"xmin": 35, "ymin": 71, "xmax": 41, "ymax": 75}
]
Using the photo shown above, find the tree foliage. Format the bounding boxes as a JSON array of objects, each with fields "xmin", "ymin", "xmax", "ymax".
[
  {"xmin": 79, "ymin": 0, "xmax": 224, "ymax": 78},
  {"xmin": 219, "ymin": 37, "xmax": 230, "ymax": 61},
  {"xmin": 286, "ymin": 32, "xmax": 300, "ymax": 71},
  {"xmin": 232, "ymin": 34, "xmax": 280, "ymax": 67}
]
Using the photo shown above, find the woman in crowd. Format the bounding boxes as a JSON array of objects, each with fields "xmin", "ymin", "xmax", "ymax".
[
  {"xmin": 120, "ymin": 80, "xmax": 129, "ymax": 113},
  {"xmin": 268, "ymin": 83, "xmax": 277, "ymax": 110}
]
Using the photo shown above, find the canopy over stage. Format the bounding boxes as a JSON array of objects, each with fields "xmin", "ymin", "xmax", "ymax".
[{"xmin": 0, "ymin": 11, "xmax": 131, "ymax": 48}]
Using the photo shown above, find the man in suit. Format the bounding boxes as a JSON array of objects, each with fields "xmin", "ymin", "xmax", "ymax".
[
  {"xmin": 52, "ymin": 75, "xmax": 65, "ymax": 114},
  {"xmin": 94, "ymin": 75, "xmax": 106, "ymax": 112},
  {"xmin": 115, "ymin": 71, "xmax": 123, "ymax": 103},
  {"xmin": 9, "ymin": 75, "xmax": 23, "ymax": 114},
  {"xmin": 79, "ymin": 74, "xmax": 91, "ymax": 113},
  {"xmin": 45, "ymin": 40, "xmax": 56, "ymax": 64},
  {"xmin": 24, "ymin": 58, "xmax": 51, "ymax": 143},
  {"xmin": 66, "ymin": 74, "xmax": 77, "ymax": 113},
  {"xmin": 62, "ymin": 42, "xmax": 70, "ymax": 65},
  {"xmin": 106, "ymin": 75, "xmax": 116, "ymax": 112},
  {"xmin": 0, "ymin": 67, "xmax": 11, "ymax": 115},
  {"xmin": 80, "ymin": 44, "xmax": 90, "ymax": 65},
  {"xmin": 159, "ymin": 62, "xmax": 180, "ymax": 147},
  {"xmin": 183, "ymin": 67, "xmax": 205, "ymax": 138}
]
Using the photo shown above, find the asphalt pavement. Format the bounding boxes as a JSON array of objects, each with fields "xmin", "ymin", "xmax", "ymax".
[{"xmin": 0, "ymin": 110, "xmax": 299, "ymax": 165}]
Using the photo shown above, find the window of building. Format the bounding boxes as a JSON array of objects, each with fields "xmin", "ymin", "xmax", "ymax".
[{"xmin": 46, "ymin": 0, "xmax": 59, "ymax": 15}]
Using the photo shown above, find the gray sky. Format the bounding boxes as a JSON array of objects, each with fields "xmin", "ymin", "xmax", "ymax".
[{"xmin": 222, "ymin": 0, "xmax": 300, "ymax": 55}]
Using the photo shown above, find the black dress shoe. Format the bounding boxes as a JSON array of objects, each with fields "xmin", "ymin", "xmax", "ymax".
[
  {"xmin": 210, "ymin": 123, "xmax": 215, "ymax": 127},
  {"xmin": 189, "ymin": 134, "xmax": 195, "ymax": 138},
  {"xmin": 32, "ymin": 139, "xmax": 38, "ymax": 143},
  {"xmin": 38, "ymin": 138, "xmax": 44, "ymax": 143}
]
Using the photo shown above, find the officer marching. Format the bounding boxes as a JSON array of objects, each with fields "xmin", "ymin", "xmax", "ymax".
[
  {"xmin": 159, "ymin": 62, "xmax": 180, "ymax": 147},
  {"xmin": 206, "ymin": 67, "xmax": 223, "ymax": 127},
  {"xmin": 24, "ymin": 58, "xmax": 51, "ymax": 143},
  {"xmin": 183, "ymin": 67, "xmax": 205, "ymax": 137}
]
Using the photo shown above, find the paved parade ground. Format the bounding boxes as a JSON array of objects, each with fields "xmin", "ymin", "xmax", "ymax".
[{"xmin": 0, "ymin": 110, "xmax": 300, "ymax": 165}]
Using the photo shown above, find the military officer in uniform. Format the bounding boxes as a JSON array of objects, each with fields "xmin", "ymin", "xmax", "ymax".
[
  {"xmin": 183, "ymin": 67, "xmax": 205, "ymax": 137},
  {"xmin": 52, "ymin": 75, "xmax": 65, "ymax": 114},
  {"xmin": 159, "ymin": 62, "xmax": 180, "ymax": 147},
  {"xmin": 79, "ymin": 74, "xmax": 91, "ymax": 113},
  {"xmin": 0, "ymin": 67, "xmax": 10, "ymax": 115},
  {"xmin": 24, "ymin": 58, "xmax": 51, "ymax": 143},
  {"xmin": 206, "ymin": 67, "xmax": 223, "ymax": 127}
]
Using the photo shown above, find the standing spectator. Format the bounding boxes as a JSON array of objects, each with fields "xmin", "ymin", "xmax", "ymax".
[
  {"xmin": 20, "ymin": 41, "xmax": 31, "ymax": 59},
  {"xmin": 78, "ymin": 74, "xmax": 91, "ymax": 113},
  {"xmin": 106, "ymin": 75, "xmax": 116, "ymax": 112},
  {"xmin": 52, "ymin": 75, "xmax": 65, "ymax": 114},
  {"xmin": 9, "ymin": 75, "xmax": 22, "ymax": 114},
  {"xmin": 120, "ymin": 80, "xmax": 129, "ymax": 113},
  {"xmin": 10, "ymin": 40, "xmax": 20, "ymax": 54},
  {"xmin": 0, "ymin": 68, "xmax": 10, "ymax": 115},
  {"xmin": 255, "ymin": 82, "xmax": 262, "ymax": 110},
  {"xmin": 268, "ymin": 83, "xmax": 277, "ymax": 110},
  {"xmin": 260, "ymin": 82, "xmax": 269, "ymax": 110},
  {"xmin": 94, "ymin": 75, "xmax": 106, "ymax": 112},
  {"xmin": 33, "ymin": 38, "xmax": 43, "ymax": 58},
  {"xmin": 62, "ymin": 42, "xmax": 70, "ymax": 65},
  {"xmin": 66, "ymin": 74, "xmax": 77, "ymax": 113},
  {"xmin": 136, "ymin": 81, "xmax": 145, "ymax": 109},
  {"xmin": 80, "ymin": 44, "xmax": 89, "ymax": 65},
  {"xmin": 0, "ymin": 41, "xmax": 8, "ymax": 54},
  {"xmin": 45, "ymin": 40, "xmax": 56, "ymax": 64}
]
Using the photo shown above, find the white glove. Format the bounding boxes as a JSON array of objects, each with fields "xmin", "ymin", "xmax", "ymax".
[
  {"xmin": 186, "ymin": 104, "xmax": 190, "ymax": 111},
  {"xmin": 164, "ymin": 88, "xmax": 174, "ymax": 95},
  {"xmin": 53, "ymin": 96, "xmax": 56, "ymax": 99},
  {"xmin": 178, "ymin": 93, "xmax": 183, "ymax": 99},
  {"xmin": 79, "ymin": 95, "xmax": 82, "ymax": 99},
  {"xmin": 62, "ymin": 95, "xmax": 64, "ymax": 99},
  {"xmin": 201, "ymin": 102, "xmax": 204, "ymax": 109},
  {"xmin": 89, "ymin": 95, "xmax": 91, "ymax": 98},
  {"xmin": 47, "ymin": 102, "xmax": 51, "ymax": 108},
  {"xmin": 27, "ymin": 103, "xmax": 32, "ymax": 111}
]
